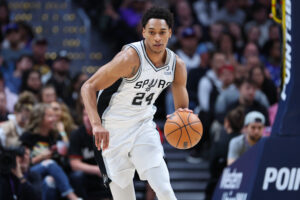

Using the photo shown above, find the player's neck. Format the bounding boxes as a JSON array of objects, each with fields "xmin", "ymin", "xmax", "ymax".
[{"xmin": 144, "ymin": 43, "xmax": 167, "ymax": 67}]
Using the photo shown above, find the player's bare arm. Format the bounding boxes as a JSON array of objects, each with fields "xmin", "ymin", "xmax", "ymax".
[
  {"xmin": 170, "ymin": 56, "xmax": 192, "ymax": 114},
  {"xmin": 81, "ymin": 47, "xmax": 140, "ymax": 150}
]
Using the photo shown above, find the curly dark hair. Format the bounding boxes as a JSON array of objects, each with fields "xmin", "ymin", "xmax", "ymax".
[{"xmin": 142, "ymin": 7, "xmax": 174, "ymax": 29}]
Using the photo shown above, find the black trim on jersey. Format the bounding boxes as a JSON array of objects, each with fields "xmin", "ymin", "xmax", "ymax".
[
  {"xmin": 124, "ymin": 44, "xmax": 142, "ymax": 83},
  {"xmin": 140, "ymin": 40, "xmax": 170, "ymax": 72},
  {"xmin": 172, "ymin": 55, "xmax": 177, "ymax": 81},
  {"xmin": 92, "ymin": 136, "xmax": 111, "ymax": 188},
  {"xmin": 97, "ymin": 79, "xmax": 123, "ymax": 119}
]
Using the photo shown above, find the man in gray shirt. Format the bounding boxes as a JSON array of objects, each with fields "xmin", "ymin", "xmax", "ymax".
[{"xmin": 227, "ymin": 111, "xmax": 265, "ymax": 165}]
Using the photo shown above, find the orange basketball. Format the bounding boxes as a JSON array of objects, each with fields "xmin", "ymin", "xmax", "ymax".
[{"xmin": 164, "ymin": 111, "xmax": 203, "ymax": 149}]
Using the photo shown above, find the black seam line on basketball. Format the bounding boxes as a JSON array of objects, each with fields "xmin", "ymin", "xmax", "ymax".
[
  {"xmin": 186, "ymin": 112, "xmax": 192, "ymax": 146},
  {"xmin": 188, "ymin": 121, "xmax": 202, "ymax": 126},
  {"xmin": 176, "ymin": 126, "xmax": 183, "ymax": 148},
  {"xmin": 177, "ymin": 112, "xmax": 192, "ymax": 146},
  {"xmin": 166, "ymin": 126, "xmax": 182, "ymax": 136},
  {"xmin": 140, "ymin": 41, "xmax": 169, "ymax": 72},
  {"xmin": 189, "ymin": 123, "xmax": 202, "ymax": 135},
  {"xmin": 166, "ymin": 121, "xmax": 182, "ymax": 127}
]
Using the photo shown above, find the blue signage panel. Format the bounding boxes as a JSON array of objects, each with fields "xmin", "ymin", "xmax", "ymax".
[{"xmin": 213, "ymin": 137, "xmax": 300, "ymax": 200}]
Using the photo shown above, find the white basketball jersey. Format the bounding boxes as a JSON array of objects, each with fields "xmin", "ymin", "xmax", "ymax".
[{"xmin": 97, "ymin": 40, "xmax": 176, "ymax": 124}]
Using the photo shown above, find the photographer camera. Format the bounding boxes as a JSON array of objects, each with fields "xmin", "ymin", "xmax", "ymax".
[{"xmin": 0, "ymin": 145, "xmax": 41, "ymax": 200}]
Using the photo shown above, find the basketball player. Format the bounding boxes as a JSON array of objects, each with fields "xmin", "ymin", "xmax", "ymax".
[{"xmin": 81, "ymin": 7, "xmax": 191, "ymax": 200}]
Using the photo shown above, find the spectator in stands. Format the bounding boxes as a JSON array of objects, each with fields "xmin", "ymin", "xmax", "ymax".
[
  {"xmin": 224, "ymin": 78, "xmax": 269, "ymax": 125},
  {"xmin": 173, "ymin": 0, "xmax": 200, "ymax": 30},
  {"xmin": 69, "ymin": 109, "xmax": 111, "ymax": 199},
  {"xmin": 216, "ymin": 0, "xmax": 246, "ymax": 25},
  {"xmin": 40, "ymin": 84, "xmax": 57, "ymax": 104},
  {"xmin": 0, "ymin": 91, "xmax": 36, "ymax": 147},
  {"xmin": 0, "ymin": 91, "xmax": 8, "ymax": 121},
  {"xmin": 1, "ymin": 23, "xmax": 30, "ymax": 64},
  {"xmin": 227, "ymin": 111, "xmax": 265, "ymax": 165},
  {"xmin": 0, "ymin": 72, "xmax": 18, "ymax": 113},
  {"xmin": 215, "ymin": 77, "xmax": 269, "ymax": 123},
  {"xmin": 17, "ymin": 21, "xmax": 34, "ymax": 50},
  {"xmin": 70, "ymin": 72, "xmax": 88, "ymax": 109},
  {"xmin": 20, "ymin": 69, "xmax": 42, "ymax": 99},
  {"xmin": 263, "ymin": 39, "xmax": 281, "ymax": 87},
  {"xmin": 51, "ymin": 101, "xmax": 77, "ymax": 141},
  {"xmin": 20, "ymin": 103, "xmax": 80, "ymax": 200},
  {"xmin": 219, "ymin": 65, "xmax": 235, "ymax": 90},
  {"xmin": 245, "ymin": 3, "xmax": 272, "ymax": 47},
  {"xmin": 217, "ymin": 33, "xmax": 237, "ymax": 65},
  {"xmin": 205, "ymin": 106, "xmax": 244, "ymax": 200},
  {"xmin": 228, "ymin": 22, "xmax": 244, "ymax": 51},
  {"xmin": 31, "ymin": 37, "xmax": 52, "ymax": 84},
  {"xmin": 205, "ymin": 22, "xmax": 225, "ymax": 52},
  {"xmin": 0, "ymin": 145, "xmax": 41, "ymax": 200},
  {"xmin": 47, "ymin": 51, "xmax": 72, "ymax": 105},
  {"xmin": 187, "ymin": 45, "xmax": 210, "ymax": 110},
  {"xmin": 249, "ymin": 65, "xmax": 277, "ymax": 106},
  {"xmin": 187, "ymin": 52, "xmax": 226, "ymax": 163},
  {"xmin": 246, "ymin": 25, "xmax": 261, "ymax": 45},
  {"xmin": 0, "ymin": 1, "xmax": 10, "ymax": 43},
  {"xmin": 176, "ymin": 27, "xmax": 201, "ymax": 72},
  {"xmin": 192, "ymin": 0, "xmax": 218, "ymax": 27},
  {"xmin": 240, "ymin": 42, "xmax": 260, "ymax": 64},
  {"xmin": 2, "ymin": 55, "xmax": 33, "ymax": 94}
]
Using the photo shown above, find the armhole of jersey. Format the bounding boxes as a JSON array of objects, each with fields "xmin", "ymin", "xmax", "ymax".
[
  {"xmin": 123, "ymin": 44, "xmax": 142, "ymax": 83},
  {"xmin": 172, "ymin": 54, "xmax": 177, "ymax": 81}
]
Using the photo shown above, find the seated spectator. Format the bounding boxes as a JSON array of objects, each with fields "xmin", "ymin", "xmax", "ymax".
[
  {"xmin": 40, "ymin": 84, "xmax": 57, "ymax": 104},
  {"xmin": 186, "ymin": 45, "xmax": 210, "ymax": 110},
  {"xmin": 0, "ymin": 73, "xmax": 18, "ymax": 113},
  {"xmin": 186, "ymin": 52, "xmax": 226, "ymax": 163},
  {"xmin": 2, "ymin": 55, "xmax": 33, "ymax": 94},
  {"xmin": 20, "ymin": 103, "xmax": 80, "ymax": 200},
  {"xmin": 1, "ymin": 23, "xmax": 30, "ymax": 64},
  {"xmin": 47, "ymin": 51, "xmax": 72, "ymax": 105},
  {"xmin": 20, "ymin": 69, "xmax": 42, "ymax": 99},
  {"xmin": 50, "ymin": 101, "xmax": 77, "ymax": 141},
  {"xmin": 31, "ymin": 37, "xmax": 52, "ymax": 84},
  {"xmin": 0, "ymin": 1, "xmax": 10, "ymax": 43},
  {"xmin": 219, "ymin": 65, "xmax": 235, "ymax": 90},
  {"xmin": 221, "ymin": 78, "xmax": 270, "ymax": 125},
  {"xmin": 193, "ymin": 0, "xmax": 218, "ymax": 27},
  {"xmin": 249, "ymin": 65, "xmax": 278, "ymax": 105},
  {"xmin": 205, "ymin": 106, "xmax": 245, "ymax": 200},
  {"xmin": 216, "ymin": 0, "xmax": 246, "ymax": 25},
  {"xmin": 0, "ymin": 91, "xmax": 36, "ymax": 147},
  {"xmin": 227, "ymin": 111, "xmax": 265, "ymax": 165},
  {"xmin": 176, "ymin": 27, "xmax": 201, "ymax": 72},
  {"xmin": 0, "ymin": 145, "xmax": 41, "ymax": 200},
  {"xmin": 0, "ymin": 91, "xmax": 9, "ymax": 122},
  {"xmin": 215, "ymin": 78, "xmax": 269, "ymax": 122},
  {"xmin": 69, "ymin": 109, "xmax": 111, "ymax": 199}
]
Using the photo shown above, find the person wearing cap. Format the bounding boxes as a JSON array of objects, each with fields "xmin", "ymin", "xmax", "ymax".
[
  {"xmin": 227, "ymin": 111, "xmax": 265, "ymax": 165},
  {"xmin": 46, "ymin": 50, "xmax": 72, "ymax": 105},
  {"xmin": 1, "ymin": 23, "xmax": 31, "ymax": 64},
  {"xmin": 32, "ymin": 36, "xmax": 52, "ymax": 83}
]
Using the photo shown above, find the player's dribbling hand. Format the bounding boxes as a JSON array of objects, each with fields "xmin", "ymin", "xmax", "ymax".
[
  {"xmin": 166, "ymin": 108, "xmax": 193, "ymax": 118},
  {"xmin": 93, "ymin": 125, "xmax": 109, "ymax": 151}
]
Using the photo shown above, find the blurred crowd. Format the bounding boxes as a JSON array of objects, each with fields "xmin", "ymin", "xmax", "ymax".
[{"xmin": 0, "ymin": 0, "xmax": 281, "ymax": 200}]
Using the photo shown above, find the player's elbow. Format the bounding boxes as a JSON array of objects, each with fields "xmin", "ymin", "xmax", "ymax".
[{"xmin": 81, "ymin": 81, "xmax": 95, "ymax": 97}]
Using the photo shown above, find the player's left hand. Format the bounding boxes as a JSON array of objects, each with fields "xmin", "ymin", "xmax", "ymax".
[{"xmin": 166, "ymin": 108, "xmax": 193, "ymax": 118}]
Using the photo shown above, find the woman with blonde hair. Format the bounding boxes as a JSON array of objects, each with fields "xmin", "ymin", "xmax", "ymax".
[{"xmin": 20, "ymin": 103, "xmax": 80, "ymax": 200}]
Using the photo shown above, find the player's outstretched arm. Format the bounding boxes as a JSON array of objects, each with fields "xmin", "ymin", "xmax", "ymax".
[
  {"xmin": 81, "ymin": 48, "xmax": 140, "ymax": 150},
  {"xmin": 171, "ymin": 56, "xmax": 191, "ymax": 112}
]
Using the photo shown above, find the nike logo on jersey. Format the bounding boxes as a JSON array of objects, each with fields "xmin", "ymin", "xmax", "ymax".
[
  {"xmin": 134, "ymin": 79, "xmax": 172, "ymax": 91},
  {"xmin": 164, "ymin": 71, "xmax": 172, "ymax": 75}
]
